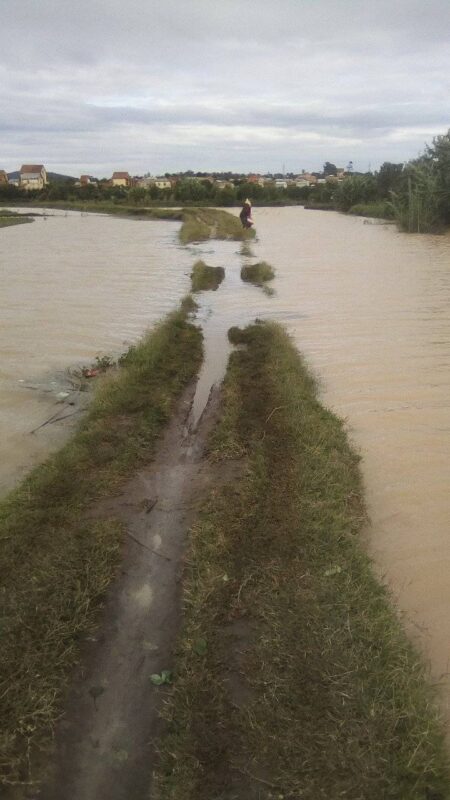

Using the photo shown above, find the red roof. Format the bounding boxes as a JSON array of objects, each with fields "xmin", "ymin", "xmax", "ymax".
[
  {"xmin": 112, "ymin": 171, "xmax": 130, "ymax": 179},
  {"xmin": 20, "ymin": 164, "xmax": 44, "ymax": 173}
]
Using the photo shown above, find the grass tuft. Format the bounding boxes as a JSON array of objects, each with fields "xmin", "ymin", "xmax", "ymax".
[
  {"xmin": 190, "ymin": 260, "xmax": 225, "ymax": 293},
  {"xmin": 154, "ymin": 321, "xmax": 450, "ymax": 800},
  {"xmin": 0, "ymin": 300, "xmax": 203, "ymax": 791},
  {"xmin": 240, "ymin": 261, "xmax": 275, "ymax": 287}
]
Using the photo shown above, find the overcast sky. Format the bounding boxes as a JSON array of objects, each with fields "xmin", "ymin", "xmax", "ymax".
[{"xmin": 1, "ymin": 0, "xmax": 449, "ymax": 176}]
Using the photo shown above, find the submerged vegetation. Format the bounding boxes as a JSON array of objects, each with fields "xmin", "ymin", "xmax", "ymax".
[
  {"xmin": 0, "ymin": 210, "xmax": 33, "ymax": 228},
  {"xmin": 0, "ymin": 302, "xmax": 202, "ymax": 790},
  {"xmin": 154, "ymin": 321, "xmax": 449, "ymax": 799},
  {"xmin": 240, "ymin": 260, "xmax": 275, "ymax": 286},
  {"xmin": 190, "ymin": 260, "xmax": 225, "ymax": 292},
  {"xmin": 239, "ymin": 241, "xmax": 254, "ymax": 258}
]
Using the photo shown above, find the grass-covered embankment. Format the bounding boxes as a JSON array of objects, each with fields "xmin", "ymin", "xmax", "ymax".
[
  {"xmin": 0, "ymin": 210, "xmax": 33, "ymax": 228},
  {"xmin": 154, "ymin": 321, "xmax": 449, "ymax": 800},
  {"xmin": 0, "ymin": 299, "xmax": 202, "ymax": 791},
  {"xmin": 179, "ymin": 207, "xmax": 255, "ymax": 245},
  {"xmin": 191, "ymin": 260, "xmax": 225, "ymax": 292},
  {"xmin": 4, "ymin": 201, "xmax": 252, "ymax": 244},
  {"xmin": 2, "ymin": 200, "xmax": 184, "ymax": 222},
  {"xmin": 348, "ymin": 201, "xmax": 395, "ymax": 219}
]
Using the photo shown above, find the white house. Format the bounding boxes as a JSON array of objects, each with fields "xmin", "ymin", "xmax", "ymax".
[
  {"xmin": 20, "ymin": 164, "xmax": 48, "ymax": 190},
  {"xmin": 154, "ymin": 179, "xmax": 172, "ymax": 190}
]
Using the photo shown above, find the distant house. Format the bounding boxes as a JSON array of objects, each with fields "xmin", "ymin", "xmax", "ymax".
[
  {"xmin": 0, "ymin": 170, "xmax": 9, "ymax": 185},
  {"xmin": 154, "ymin": 178, "xmax": 172, "ymax": 190},
  {"xmin": 111, "ymin": 171, "xmax": 131, "ymax": 187},
  {"xmin": 296, "ymin": 173, "xmax": 317, "ymax": 186},
  {"xmin": 274, "ymin": 179, "xmax": 288, "ymax": 189},
  {"xmin": 80, "ymin": 175, "xmax": 97, "ymax": 186},
  {"xmin": 20, "ymin": 164, "xmax": 47, "ymax": 190},
  {"xmin": 136, "ymin": 177, "xmax": 154, "ymax": 188},
  {"xmin": 247, "ymin": 174, "xmax": 266, "ymax": 187},
  {"xmin": 215, "ymin": 180, "xmax": 234, "ymax": 190}
]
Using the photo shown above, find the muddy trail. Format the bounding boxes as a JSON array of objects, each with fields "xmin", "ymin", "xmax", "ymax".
[{"xmin": 43, "ymin": 383, "xmax": 221, "ymax": 800}]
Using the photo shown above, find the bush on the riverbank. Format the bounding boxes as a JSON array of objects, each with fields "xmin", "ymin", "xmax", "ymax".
[
  {"xmin": 191, "ymin": 260, "xmax": 225, "ymax": 292},
  {"xmin": 0, "ymin": 301, "xmax": 203, "ymax": 791},
  {"xmin": 154, "ymin": 320, "xmax": 450, "ymax": 800},
  {"xmin": 240, "ymin": 261, "xmax": 275, "ymax": 286}
]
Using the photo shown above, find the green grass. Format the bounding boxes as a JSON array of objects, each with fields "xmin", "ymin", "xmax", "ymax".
[
  {"xmin": 5, "ymin": 199, "xmax": 183, "ymax": 221},
  {"xmin": 179, "ymin": 208, "xmax": 255, "ymax": 244},
  {"xmin": 154, "ymin": 320, "xmax": 450, "ymax": 800},
  {"xmin": 0, "ymin": 301, "xmax": 202, "ymax": 792},
  {"xmin": 9, "ymin": 201, "xmax": 254, "ymax": 244},
  {"xmin": 240, "ymin": 261, "xmax": 275, "ymax": 287},
  {"xmin": 0, "ymin": 214, "xmax": 33, "ymax": 228},
  {"xmin": 191, "ymin": 260, "xmax": 225, "ymax": 292},
  {"xmin": 304, "ymin": 199, "xmax": 336, "ymax": 210},
  {"xmin": 348, "ymin": 201, "xmax": 395, "ymax": 219}
]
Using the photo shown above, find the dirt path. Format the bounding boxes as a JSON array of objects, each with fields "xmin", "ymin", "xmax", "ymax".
[{"xmin": 42, "ymin": 384, "xmax": 220, "ymax": 800}]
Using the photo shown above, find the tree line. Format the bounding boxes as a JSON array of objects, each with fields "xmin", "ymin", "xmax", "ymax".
[
  {"xmin": 309, "ymin": 130, "xmax": 450, "ymax": 232},
  {"xmin": 1, "ymin": 128, "xmax": 449, "ymax": 232}
]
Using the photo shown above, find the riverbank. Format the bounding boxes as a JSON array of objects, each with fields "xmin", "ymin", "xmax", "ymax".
[
  {"xmin": 154, "ymin": 321, "xmax": 450, "ymax": 799},
  {"xmin": 0, "ymin": 300, "xmax": 202, "ymax": 791},
  {"xmin": 0, "ymin": 210, "xmax": 33, "ymax": 228},
  {"xmin": 0, "ymin": 202, "xmax": 254, "ymax": 243},
  {"xmin": 304, "ymin": 199, "xmax": 394, "ymax": 219}
]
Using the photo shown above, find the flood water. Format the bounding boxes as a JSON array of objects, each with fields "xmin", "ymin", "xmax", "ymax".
[
  {"xmin": 0, "ymin": 210, "xmax": 192, "ymax": 493},
  {"xmin": 1, "ymin": 206, "xmax": 450, "ymax": 724}
]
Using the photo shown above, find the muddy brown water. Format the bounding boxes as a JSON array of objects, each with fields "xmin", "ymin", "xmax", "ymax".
[
  {"xmin": 0, "ymin": 210, "xmax": 193, "ymax": 494},
  {"xmin": 2, "ymin": 207, "xmax": 450, "ymax": 743}
]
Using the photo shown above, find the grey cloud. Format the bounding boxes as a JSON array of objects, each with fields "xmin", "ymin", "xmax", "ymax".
[{"xmin": 1, "ymin": 0, "xmax": 450, "ymax": 173}]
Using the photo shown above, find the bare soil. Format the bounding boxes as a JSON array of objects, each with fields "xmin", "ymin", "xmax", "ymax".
[{"xmin": 41, "ymin": 385, "xmax": 221, "ymax": 800}]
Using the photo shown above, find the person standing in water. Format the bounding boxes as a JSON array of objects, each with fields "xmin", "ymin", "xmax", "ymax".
[{"xmin": 239, "ymin": 198, "xmax": 253, "ymax": 228}]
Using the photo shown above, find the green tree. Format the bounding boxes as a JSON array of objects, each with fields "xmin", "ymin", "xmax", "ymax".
[
  {"xmin": 128, "ymin": 187, "xmax": 147, "ymax": 205},
  {"xmin": 334, "ymin": 175, "xmax": 377, "ymax": 211},
  {"xmin": 323, "ymin": 161, "xmax": 337, "ymax": 176},
  {"xmin": 376, "ymin": 162, "xmax": 404, "ymax": 198},
  {"xmin": 391, "ymin": 160, "xmax": 443, "ymax": 233},
  {"xmin": 427, "ymin": 129, "xmax": 450, "ymax": 223}
]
